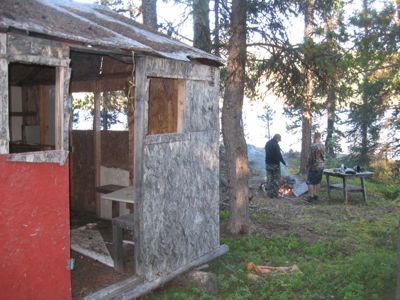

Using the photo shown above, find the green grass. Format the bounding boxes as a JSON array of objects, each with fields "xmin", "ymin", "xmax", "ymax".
[
  {"xmin": 149, "ymin": 205, "xmax": 398, "ymax": 299},
  {"xmin": 147, "ymin": 155, "xmax": 399, "ymax": 299}
]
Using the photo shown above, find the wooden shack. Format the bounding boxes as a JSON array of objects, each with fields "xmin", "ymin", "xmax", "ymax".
[{"xmin": 0, "ymin": 0, "xmax": 227, "ymax": 298}]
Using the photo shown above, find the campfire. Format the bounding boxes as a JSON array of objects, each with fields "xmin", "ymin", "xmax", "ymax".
[
  {"xmin": 278, "ymin": 176, "xmax": 295, "ymax": 197},
  {"xmin": 260, "ymin": 176, "xmax": 300, "ymax": 197}
]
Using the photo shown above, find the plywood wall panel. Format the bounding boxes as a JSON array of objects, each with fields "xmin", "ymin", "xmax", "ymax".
[{"xmin": 134, "ymin": 56, "xmax": 221, "ymax": 280}]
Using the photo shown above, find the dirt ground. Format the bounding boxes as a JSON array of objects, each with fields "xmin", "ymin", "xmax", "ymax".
[{"xmin": 70, "ymin": 211, "xmax": 134, "ymax": 299}]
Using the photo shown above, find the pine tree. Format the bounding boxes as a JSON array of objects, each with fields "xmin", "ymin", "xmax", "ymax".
[
  {"xmin": 347, "ymin": 0, "xmax": 397, "ymax": 165},
  {"xmin": 222, "ymin": 0, "xmax": 249, "ymax": 234},
  {"xmin": 193, "ymin": 0, "xmax": 211, "ymax": 52}
]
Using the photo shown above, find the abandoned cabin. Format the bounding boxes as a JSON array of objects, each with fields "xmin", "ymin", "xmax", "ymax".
[{"xmin": 0, "ymin": 0, "xmax": 227, "ymax": 299}]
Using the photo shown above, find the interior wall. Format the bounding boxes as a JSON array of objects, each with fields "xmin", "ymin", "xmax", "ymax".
[
  {"xmin": 70, "ymin": 130, "xmax": 95, "ymax": 212},
  {"xmin": 0, "ymin": 156, "xmax": 71, "ymax": 300},
  {"xmin": 70, "ymin": 130, "xmax": 129, "ymax": 213}
]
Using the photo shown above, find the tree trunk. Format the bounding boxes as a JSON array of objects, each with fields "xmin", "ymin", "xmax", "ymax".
[
  {"xmin": 325, "ymin": 85, "xmax": 336, "ymax": 157},
  {"xmin": 213, "ymin": 0, "xmax": 220, "ymax": 56},
  {"xmin": 396, "ymin": 222, "xmax": 400, "ymax": 300},
  {"xmin": 142, "ymin": 0, "xmax": 158, "ymax": 30},
  {"xmin": 359, "ymin": 0, "xmax": 370, "ymax": 165},
  {"xmin": 360, "ymin": 88, "xmax": 369, "ymax": 165},
  {"xmin": 324, "ymin": 11, "xmax": 339, "ymax": 158},
  {"xmin": 193, "ymin": 0, "xmax": 211, "ymax": 52},
  {"xmin": 397, "ymin": 0, "xmax": 400, "ymax": 24},
  {"xmin": 222, "ymin": 0, "xmax": 249, "ymax": 234},
  {"xmin": 300, "ymin": 0, "xmax": 314, "ymax": 174}
]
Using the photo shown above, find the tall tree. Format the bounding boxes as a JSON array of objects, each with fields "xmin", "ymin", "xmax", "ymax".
[
  {"xmin": 222, "ymin": 0, "xmax": 249, "ymax": 234},
  {"xmin": 300, "ymin": 0, "xmax": 315, "ymax": 174},
  {"xmin": 347, "ymin": 0, "xmax": 397, "ymax": 165},
  {"xmin": 213, "ymin": 0, "xmax": 221, "ymax": 56},
  {"xmin": 142, "ymin": 0, "xmax": 158, "ymax": 30},
  {"xmin": 322, "ymin": 1, "xmax": 343, "ymax": 157},
  {"xmin": 193, "ymin": 0, "xmax": 211, "ymax": 52}
]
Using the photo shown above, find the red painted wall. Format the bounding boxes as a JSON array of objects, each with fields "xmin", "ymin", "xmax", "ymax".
[{"xmin": 0, "ymin": 155, "xmax": 71, "ymax": 300}]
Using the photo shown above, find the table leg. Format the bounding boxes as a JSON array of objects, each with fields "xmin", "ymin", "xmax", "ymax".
[
  {"xmin": 326, "ymin": 174, "xmax": 331, "ymax": 200},
  {"xmin": 342, "ymin": 177, "xmax": 348, "ymax": 205},
  {"xmin": 112, "ymin": 223, "xmax": 124, "ymax": 272},
  {"xmin": 360, "ymin": 177, "xmax": 367, "ymax": 202}
]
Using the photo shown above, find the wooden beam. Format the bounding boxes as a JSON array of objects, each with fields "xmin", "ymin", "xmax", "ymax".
[
  {"xmin": 55, "ymin": 67, "xmax": 65, "ymax": 150},
  {"xmin": 85, "ymin": 244, "xmax": 228, "ymax": 300},
  {"xmin": 94, "ymin": 89, "xmax": 101, "ymax": 217},
  {"xmin": 8, "ymin": 55, "xmax": 70, "ymax": 67},
  {"xmin": 125, "ymin": 81, "xmax": 135, "ymax": 186},
  {"xmin": 39, "ymin": 85, "xmax": 47, "ymax": 145},
  {"xmin": 133, "ymin": 56, "xmax": 147, "ymax": 277}
]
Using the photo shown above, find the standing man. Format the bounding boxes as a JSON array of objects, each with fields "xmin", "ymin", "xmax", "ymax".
[
  {"xmin": 306, "ymin": 132, "xmax": 325, "ymax": 202},
  {"xmin": 265, "ymin": 134, "xmax": 286, "ymax": 198}
]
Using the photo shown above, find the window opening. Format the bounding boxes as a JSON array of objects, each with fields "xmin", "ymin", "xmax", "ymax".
[
  {"xmin": 8, "ymin": 63, "xmax": 56, "ymax": 153},
  {"xmin": 148, "ymin": 78, "xmax": 184, "ymax": 135}
]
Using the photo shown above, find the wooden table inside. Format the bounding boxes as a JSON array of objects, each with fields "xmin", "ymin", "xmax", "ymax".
[
  {"xmin": 323, "ymin": 169, "xmax": 374, "ymax": 204},
  {"xmin": 101, "ymin": 186, "xmax": 135, "ymax": 204}
]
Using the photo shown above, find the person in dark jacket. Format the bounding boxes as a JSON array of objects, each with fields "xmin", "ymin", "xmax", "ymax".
[{"xmin": 265, "ymin": 134, "xmax": 286, "ymax": 198}]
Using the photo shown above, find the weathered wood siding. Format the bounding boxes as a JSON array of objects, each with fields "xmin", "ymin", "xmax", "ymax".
[
  {"xmin": 0, "ymin": 33, "xmax": 9, "ymax": 154},
  {"xmin": 134, "ymin": 56, "xmax": 220, "ymax": 280},
  {"xmin": 7, "ymin": 33, "xmax": 70, "ymax": 66},
  {"xmin": 1, "ymin": 33, "xmax": 70, "ymax": 156}
]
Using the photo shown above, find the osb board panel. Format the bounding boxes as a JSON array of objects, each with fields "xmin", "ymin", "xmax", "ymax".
[
  {"xmin": 0, "ymin": 156, "xmax": 71, "ymax": 300},
  {"xmin": 187, "ymin": 78, "xmax": 219, "ymax": 132},
  {"xmin": 142, "ymin": 56, "xmax": 215, "ymax": 81},
  {"xmin": 101, "ymin": 130, "xmax": 129, "ymax": 170},
  {"xmin": 140, "ymin": 131, "xmax": 220, "ymax": 280},
  {"xmin": 0, "ymin": 58, "xmax": 8, "ymax": 154},
  {"xmin": 0, "ymin": 33, "xmax": 8, "ymax": 154},
  {"xmin": 70, "ymin": 130, "xmax": 129, "ymax": 212},
  {"xmin": 134, "ymin": 56, "xmax": 221, "ymax": 280},
  {"xmin": 7, "ymin": 33, "xmax": 69, "ymax": 60}
]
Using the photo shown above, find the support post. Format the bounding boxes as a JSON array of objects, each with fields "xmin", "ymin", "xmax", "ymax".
[
  {"xmin": 326, "ymin": 174, "xmax": 331, "ymax": 200},
  {"xmin": 55, "ymin": 67, "xmax": 65, "ymax": 150},
  {"xmin": 360, "ymin": 177, "xmax": 367, "ymax": 203},
  {"xmin": 112, "ymin": 222, "xmax": 124, "ymax": 272},
  {"xmin": 94, "ymin": 90, "xmax": 101, "ymax": 217},
  {"xmin": 39, "ymin": 85, "xmax": 47, "ymax": 146}
]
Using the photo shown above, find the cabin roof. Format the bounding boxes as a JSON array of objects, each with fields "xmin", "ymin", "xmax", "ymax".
[{"xmin": 0, "ymin": 0, "xmax": 222, "ymax": 66}]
